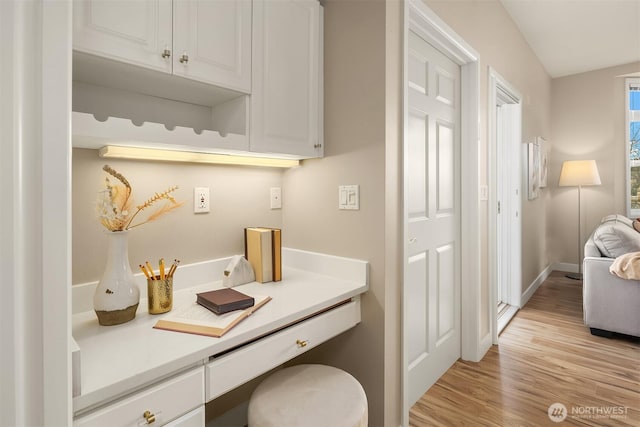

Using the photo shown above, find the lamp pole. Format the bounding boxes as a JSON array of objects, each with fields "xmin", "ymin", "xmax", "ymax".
[
  {"xmin": 558, "ymin": 159, "xmax": 600, "ymax": 281},
  {"xmin": 566, "ymin": 185, "xmax": 583, "ymax": 280}
]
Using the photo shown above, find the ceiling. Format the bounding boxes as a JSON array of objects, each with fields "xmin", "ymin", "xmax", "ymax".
[{"xmin": 500, "ymin": 0, "xmax": 640, "ymax": 78}]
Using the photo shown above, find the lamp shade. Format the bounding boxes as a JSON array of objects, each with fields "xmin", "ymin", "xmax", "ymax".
[{"xmin": 558, "ymin": 160, "xmax": 601, "ymax": 187}]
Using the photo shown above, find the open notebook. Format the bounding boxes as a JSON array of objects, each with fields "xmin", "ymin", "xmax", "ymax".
[{"xmin": 154, "ymin": 295, "xmax": 271, "ymax": 338}]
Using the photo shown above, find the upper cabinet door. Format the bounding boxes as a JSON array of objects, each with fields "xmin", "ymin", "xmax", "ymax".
[
  {"xmin": 173, "ymin": 0, "xmax": 252, "ymax": 93},
  {"xmin": 73, "ymin": 0, "xmax": 172, "ymax": 74},
  {"xmin": 251, "ymin": 0, "xmax": 323, "ymax": 158}
]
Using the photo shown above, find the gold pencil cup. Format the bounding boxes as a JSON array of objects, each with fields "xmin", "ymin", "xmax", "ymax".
[{"xmin": 147, "ymin": 277, "xmax": 173, "ymax": 314}]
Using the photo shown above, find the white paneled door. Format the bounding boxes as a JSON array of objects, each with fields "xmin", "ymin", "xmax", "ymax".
[{"xmin": 405, "ymin": 30, "xmax": 461, "ymax": 406}]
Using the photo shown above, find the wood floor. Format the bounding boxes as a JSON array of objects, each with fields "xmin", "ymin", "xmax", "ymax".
[{"xmin": 409, "ymin": 271, "xmax": 640, "ymax": 426}]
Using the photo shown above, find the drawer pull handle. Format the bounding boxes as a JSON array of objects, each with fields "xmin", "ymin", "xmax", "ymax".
[
  {"xmin": 179, "ymin": 52, "xmax": 189, "ymax": 64},
  {"xmin": 161, "ymin": 48, "xmax": 171, "ymax": 59},
  {"xmin": 296, "ymin": 339, "xmax": 309, "ymax": 348},
  {"xmin": 143, "ymin": 410, "xmax": 156, "ymax": 424}
]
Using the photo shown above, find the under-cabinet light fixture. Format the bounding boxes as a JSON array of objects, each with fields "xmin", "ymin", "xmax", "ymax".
[{"xmin": 99, "ymin": 146, "xmax": 300, "ymax": 168}]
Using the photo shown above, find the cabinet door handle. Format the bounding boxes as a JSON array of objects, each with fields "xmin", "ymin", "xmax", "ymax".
[
  {"xmin": 143, "ymin": 410, "xmax": 156, "ymax": 424},
  {"xmin": 179, "ymin": 52, "xmax": 189, "ymax": 64},
  {"xmin": 296, "ymin": 339, "xmax": 309, "ymax": 348},
  {"xmin": 161, "ymin": 48, "xmax": 171, "ymax": 59}
]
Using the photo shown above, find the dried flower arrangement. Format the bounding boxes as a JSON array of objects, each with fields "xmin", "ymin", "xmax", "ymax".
[{"xmin": 97, "ymin": 165, "xmax": 184, "ymax": 231}]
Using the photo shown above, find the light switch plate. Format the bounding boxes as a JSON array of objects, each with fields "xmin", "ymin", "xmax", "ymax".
[
  {"xmin": 480, "ymin": 185, "xmax": 488, "ymax": 201},
  {"xmin": 338, "ymin": 185, "xmax": 359, "ymax": 210}
]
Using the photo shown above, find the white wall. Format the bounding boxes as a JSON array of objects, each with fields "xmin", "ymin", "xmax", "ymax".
[{"xmin": 549, "ymin": 62, "xmax": 640, "ymax": 266}]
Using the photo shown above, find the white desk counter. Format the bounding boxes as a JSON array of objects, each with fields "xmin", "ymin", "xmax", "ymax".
[{"xmin": 72, "ymin": 249, "xmax": 368, "ymax": 422}]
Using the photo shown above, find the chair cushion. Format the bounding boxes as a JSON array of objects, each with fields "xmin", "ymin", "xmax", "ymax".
[
  {"xmin": 593, "ymin": 220, "xmax": 640, "ymax": 258},
  {"xmin": 248, "ymin": 364, "xmax": 367, "ymax": 427}
]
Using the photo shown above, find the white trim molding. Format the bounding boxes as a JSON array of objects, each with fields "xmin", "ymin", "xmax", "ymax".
[
  {"xmin": 0, "ymin": 1, "xmax": 72, "ymax": 425},
  {"xmin": 522, "ymin": 264, "xmax": 553, "ymax": 307}
]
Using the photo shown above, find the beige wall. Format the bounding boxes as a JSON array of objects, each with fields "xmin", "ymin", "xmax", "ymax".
[
  {"xmin": 72, "ymin": 148, "xmax": 283, "ymax": 284},
  {"xmin": 424, "ymin": 0, "xmax": 551, "ymax": 307},
  {"xmin": 549, "ymin": 62, "xmax": 640, "ymax": 266},
  {"xmin": 281, "ymin": 0, "xmax": 387, "ymax": 424}
]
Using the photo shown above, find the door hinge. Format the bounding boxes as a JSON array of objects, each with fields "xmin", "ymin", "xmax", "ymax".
[{"xmin": 498, "ymin": 201, "xmax": 501, "ymax": 214}]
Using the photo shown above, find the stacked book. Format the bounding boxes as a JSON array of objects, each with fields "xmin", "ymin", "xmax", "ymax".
[
  {"xmin": 244, "ymin": 227, "xmax": 282, "ymax": 283},
  {"xmin": 196, "ymin": 288, "xmax": 255, "ymax": 315}
]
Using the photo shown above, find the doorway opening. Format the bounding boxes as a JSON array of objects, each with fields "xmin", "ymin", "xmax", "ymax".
[{"xmin": 489, "ymin": 69, "xmax": 522, "ymax": 342}]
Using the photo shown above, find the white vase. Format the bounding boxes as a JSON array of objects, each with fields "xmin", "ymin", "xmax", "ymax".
[{"xmin": 94, "ymin": 230, "xmax": 140, "ymax": 326}]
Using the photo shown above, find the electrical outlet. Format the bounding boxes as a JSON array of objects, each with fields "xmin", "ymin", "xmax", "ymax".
[
  {"xmin": 194, "ymin": 187, "xmax": 210, "ymax": 213},
  {"xmin": 270, "ymin": 187, "xmax": 282, "ymax": 209}
]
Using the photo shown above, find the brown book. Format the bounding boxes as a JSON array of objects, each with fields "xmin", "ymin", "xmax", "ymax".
[
  {"xmin": 271, "ymin": 228, "xmax": 282, "ymax": 282},
  {"xmin": 196, "ymin": 288, "xmax": 254, "ymax": 315}
]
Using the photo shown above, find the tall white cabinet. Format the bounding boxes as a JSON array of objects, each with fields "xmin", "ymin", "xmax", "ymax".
[
  {"xmin": 251, "ymin": 0, "xmax": 323, "ymax": 158},
  {"xmin": 72, "ymin": 0, "xmax": 323, "ymax": 160}
]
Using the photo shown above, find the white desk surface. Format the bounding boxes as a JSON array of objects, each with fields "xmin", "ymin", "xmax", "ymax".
[{"xmin": 72, "ymin": 250, "xmax": 368, "ymax": 415}]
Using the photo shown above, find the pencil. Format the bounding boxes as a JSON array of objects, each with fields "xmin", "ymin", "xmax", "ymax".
[
  {"xmin": 168, "ymin": 259, "xmax": 180, "ymax": 277},
  {"xmin": 139, "ymin": 264, "xmax": 151, "ymax": 280},
  {"xmin": 159, "ymin": 258, "xmax": 165, "ymax": 280},
  {"xmin": 145, "ymin": 261, "xmax": 155, "ymax": 279}
]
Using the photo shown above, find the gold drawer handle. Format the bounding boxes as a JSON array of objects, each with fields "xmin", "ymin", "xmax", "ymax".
[
  {"xmin": 143, "ymin": 410, "xmax": 156, "ymax": 424},
  {"xmin": 296, "ymin": 339, "xmax": 309, "ymax": 348}
]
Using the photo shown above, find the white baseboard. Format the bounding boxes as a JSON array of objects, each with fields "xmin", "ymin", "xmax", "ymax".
[
  {"xmin": 552, "ymin": 262, "xmax": 578, "ymax": 273},
  {"xmin": 521, "ymin": 264, "xmax": 553, "ymax": 307}
]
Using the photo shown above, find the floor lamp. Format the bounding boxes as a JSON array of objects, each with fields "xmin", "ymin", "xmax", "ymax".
[{"xmin": 559, "ymin": 160, "xmax": 601, "ymax": 280}]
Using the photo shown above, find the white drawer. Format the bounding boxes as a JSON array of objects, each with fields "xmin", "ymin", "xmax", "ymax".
[
  {"xmin": 74, "ymin": 367, "xmax": 204, "ymax": 427},
  {"xmin": 206, "ymin": 299, "xmax": 360, "ymax": 401}
]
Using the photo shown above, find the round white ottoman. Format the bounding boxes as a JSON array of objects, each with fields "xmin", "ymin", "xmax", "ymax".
[{"xmin": 248, "ymin": 364, "xmax": 368, "ymax": 427}]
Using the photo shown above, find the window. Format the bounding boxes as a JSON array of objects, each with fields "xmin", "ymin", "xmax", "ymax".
[{"xmin": 627, "ymin": 78, "xmax": 640, "ymax": 217}]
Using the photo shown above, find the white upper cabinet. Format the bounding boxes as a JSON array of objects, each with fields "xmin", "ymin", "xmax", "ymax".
[
  {"xmin": 72, "ymin": 0, "xmax": 323, "ymax": 160},
  {"xmin": 73, "ymin": 0, "xmax": 251, "ymax": 93},
  {"xmin": 173, "ymin": 1, "xmax": 251, "ymax": 93},
  {"xmin": 73, "ymin": 0, "xmax": 173, "ymax": 73},
  {"xmin": 251, "ymin": 0, "xmax": 323, "ymax": 158}
]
